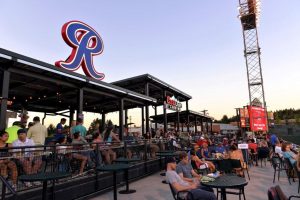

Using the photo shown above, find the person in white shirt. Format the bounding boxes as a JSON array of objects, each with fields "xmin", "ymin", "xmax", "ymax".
[
  {"xmin": 274, "ymin": 140, "xmax": 283, "ymax": 158},
  {"xmin": 27, "ymin": 116, "xmax": 48, "ymax": 145},
  {"xmin": 12, "ymin": 129, "xmax": 42, "ymax": 176}
]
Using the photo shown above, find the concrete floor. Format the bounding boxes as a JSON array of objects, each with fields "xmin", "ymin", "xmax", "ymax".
[{"xmin": 91, "ymin": 162, "xmax": 299, "ymax": 200}]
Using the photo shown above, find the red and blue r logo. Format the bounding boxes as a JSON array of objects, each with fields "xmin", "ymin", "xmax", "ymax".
[{"xmin": 55, "ymin": 21, "xmax": 105, "ymax": 80}]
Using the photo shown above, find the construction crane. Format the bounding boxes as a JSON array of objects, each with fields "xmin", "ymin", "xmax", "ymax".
[{"xmin": 238, "ymin": 0, "xmax": 268, "ymax": 131}]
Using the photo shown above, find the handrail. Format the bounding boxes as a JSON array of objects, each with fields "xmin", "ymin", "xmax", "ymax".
[{"xmin": 0, "ymin": 175, "xmax": 17, "ymax": 199}]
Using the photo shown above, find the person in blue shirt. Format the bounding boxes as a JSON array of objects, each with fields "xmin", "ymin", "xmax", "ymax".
[
  {"xmin": 71, "ymin": 118, "xmax": 87, "ymax": 138},
  {"xmin": 55, "ymin": 118, "xmax": 67, "ymax": 139},
  {"xmin": 215, "ymin": 142, "xmax": 226, "ymax": 154},
  {"xmin": 270, "ymin": 133, "xmax": 278, "ymax": 152}
]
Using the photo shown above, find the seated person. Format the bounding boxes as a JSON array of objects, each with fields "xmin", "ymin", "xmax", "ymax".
[
  {"xmin": 228, "ymin": 144, "xmax": 244, "ymax": 177},
  {"xmin": 57, "ymin": 135, "xmax": 87, "ymax": 174},
  {"xmin": 0, "ymin": 130, "xmax": 17, "ymax": 189},
  {"xmin": 12, "ymin": 129, "xmax": 42, "ymax": 187},
  {"xmin": 12, "ymin": 129, "xmax": 42, "ymax": 174},
  {"xmin": 274, "ymin": 140, "xmax": 283, "ymax": 158},
  {"xmin": 200, "ymin": 143, "xmax": 210, "ymax": 159},
  {"xmin": 281, "ymin": 142, "xmax": 297, "ymax": 166},
  {"xmin": 72, "ymin": 132, "xmax": 94, "ymax": 168},
  {"xmin": 166, "ymin": 157, "xmax": 216, "ymax": 200},
  {"xmin": 176, "ymin": 152, "xmax": 202, "ymax": 182},
  {"xmin": 215, "ymin": 142, "xmax": 226, "ymax": 154},
  {"xmin": 190, "ymin": 150, "xmax": 215, "ymax": 172},
  {"xmin": 92, "ymin": 132, "xmax": 116, "ymax": 165}
]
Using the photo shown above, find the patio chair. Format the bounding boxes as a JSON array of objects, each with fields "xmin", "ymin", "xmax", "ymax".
[
  {"xmin": 257, "ymin": 147, "xmax": 270, "ymax": 167},
  {"xmin": 215, "ymin": 159, "xmax": 246, "ymax": 200},
  {"xmin": 293, "ymin": 164, "xmax": 300, "ymax": 193},
  {"xmin": 231, "ymin": 159, "xmax": 250, "ymax": 180},
  {"xmin": 168, "ymin": 183, "xmax": 194, "ymax": 200},
  {"xmin": 284, "ymin": 158, "xmax": 295, "ymax": 185},
  {"xmin": 271, "ymin": 156, "xmax": 286, "ymax": 183},
  {"xmin": 268, "ymin": 185, "xmax": 300, "ymax": 200}
]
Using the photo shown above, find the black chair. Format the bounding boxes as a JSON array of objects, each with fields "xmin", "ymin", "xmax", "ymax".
[
  {"xmin": 168, "ymin": 183, "xmax": 194, "ymax": 200},
  {"xmin": 293, "ymin": 163, "xmax": 300, "ymax": 193},
  {"xmin": 257, "ymin": 147, "xmax": 270, "ymax": 167},
  {"xmin": 284, "ymin": 158, "xmax": 295, "ymax": 185},
  {"xmin": 268, "ymin": 185, "xmax": 300, "ymax": 200},
  {"xmin": 231, "ymin": 159, "xmax": 250, "ymax": 180},
  {"xmin": 271, "ymin": 156, "xmax": 286, "ymax": 183},
  {"xmin": 215, "ymin": 159, "xmax": 246, "ymax": 200}
]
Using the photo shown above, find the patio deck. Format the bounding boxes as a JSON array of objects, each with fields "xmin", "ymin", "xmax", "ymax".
[{"xmin": 91, "ymin": 161, "xmax": 299, "ymax": 200}]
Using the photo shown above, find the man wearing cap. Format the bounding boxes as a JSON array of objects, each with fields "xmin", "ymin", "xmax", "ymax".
[
  {"xmin": 5, "ymin": 121, "xmax": 22, "ymax": 144},
  {"xmin": 27, "ymin": 116, "xmax": 48, "ymax": 145},
  {"xmin": 166, "ymin": 157, "xmax": 216, "ymax": 200},
  {"xmin": 12, "ymin": 129, "xmax": 42, "ymax": 186}
]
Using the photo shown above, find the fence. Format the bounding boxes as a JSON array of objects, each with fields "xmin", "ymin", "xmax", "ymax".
[{"xmin": 0, "ymin": 138, "xmax": 172, "ymax": 199}]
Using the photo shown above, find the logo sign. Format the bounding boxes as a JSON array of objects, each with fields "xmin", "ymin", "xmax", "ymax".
[
  {"xmin": 55, "ymin": 21, "xmax": 105, "ymax": 80},
  {"xmin": 238, "ymin": 144, "xmax": 248, "ymax": 150},
  {"xmin": 247, "ymin": 106, "xmax": 268, "ymax": 131},
  {"xmin": 165, "ymin": 96, "xmax": 182, "ymax": 111}
]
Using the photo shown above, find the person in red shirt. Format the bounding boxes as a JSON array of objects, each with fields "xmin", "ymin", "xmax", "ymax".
[{"xmin": 248, "ymin": 139, "xmax": 258, "ymax": 153}]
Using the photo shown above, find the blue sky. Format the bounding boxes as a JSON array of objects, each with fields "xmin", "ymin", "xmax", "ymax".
[{"xmin": 1, "ymin": 1, "xmax": 300, "ymax": 127}]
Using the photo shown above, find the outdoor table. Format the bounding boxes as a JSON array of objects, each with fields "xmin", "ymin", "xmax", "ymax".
[
  {"xmin": 113, "ymin": 157, "xmax": 141, "ymax": 194},
  {"xmin": 19, "ymin": 172, "xmax": 71, "ymax": 200},
  {"xmin": 97, "ymin": 164, "xmax": 131, "ymax": 200},
  {"xmin": 201, "ymin": 174, "xmax": 248, "ymax": 200}
]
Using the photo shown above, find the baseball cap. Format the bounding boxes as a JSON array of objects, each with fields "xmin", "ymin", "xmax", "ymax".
[{"xmin": 17, "ymin": 129, "xmax": 27, "ymax": 134}]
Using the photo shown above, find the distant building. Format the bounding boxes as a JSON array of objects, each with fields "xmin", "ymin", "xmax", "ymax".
[{"xmin": 212, "ymin": 123, "xmax": 239, "ymax": 135}]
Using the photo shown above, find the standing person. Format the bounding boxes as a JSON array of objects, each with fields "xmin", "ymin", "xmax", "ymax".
[
  {"xmin": 71, "ymin": 118, "xmax": 87, "ymax": 138},
  {"xmin": 5, "ymin": 121, "xmax": 22, "ymax": 144},
  {"xmin": 56, "ymin": 118, "xmax": 67, "ymax": 139},
  {"xmin": 270, "ymin": 133, "xmax": 278, "ymax": 152},
  {"xmin": 0, "ymin": 130, "xmax": 18, "ymax": 189},
  {"xmin": 166, "ymin": 157, "xmax": 216, "ymax": 200},
  {"xmin": 69, "ymin": 120, "xmax": 77, "ymax": 134},
  {"xmin": 27, "ymin": 116, "xmax": 48, "ymax": 145}
]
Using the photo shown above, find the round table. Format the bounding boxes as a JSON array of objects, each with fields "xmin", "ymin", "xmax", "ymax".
[
  {"xmin": 19, "ymin": 172, "xmax": 71, "ymax": 200},
  {"xmin": 113, "ymin": 157, "xmax": 141, "ymax": 194},
  {"xmin": 201, "ymin": 174, "xmax": 248, "ymax": 200},
  {"xmin": 97, "ymin": 164, "xmax": 131, "ymax": 200}
]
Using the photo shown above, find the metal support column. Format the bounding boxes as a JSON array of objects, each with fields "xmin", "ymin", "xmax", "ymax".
[
  {"xmin": 77, "ymin": 88, "xmax": 83, "ymax": 120},
  {"xmin": 163, "ymin": 90, "xmax": 167, "ymax": 133},
  {"xmin": 186, "ymin": 101, "xmax": 190, "ymax": 132},
  {"xmin": 101, "ymin": 113, "xmax": 106, "ymax": 133},
  {"xmin": 69, "ymin": 109, "xmax": 74, "ymax": 127},
  {"xmin": 145, "ymin": 82, "xmax": 150, "ymax": 133},
  {"xmin": 154, "ymin": 106, "xmax": 158, "ymax": 130},
  {"xmin": 195, "ymin": 117, "xmax": 198, "ymax": 133},
  {"xmin": 125, "ymin": 109, "xmax": 128, "ymax": 128},
  {"xmin": 119, "ymin": 98, "xmax": 124, "ymax": 141},
  {"xmin": 0, "ymin": 70, "xmax": 10, "ymax": 130},
  {"xmin": 177, "ymin": 111, "xmax": 180, "ymax": 132},
  {"xmin": 141, "ymin": 107, "xmax": 145, "ymax": 135},
  {"xmin": 200, "ymin": 118, "xmax": 204, "ymax": 132}
]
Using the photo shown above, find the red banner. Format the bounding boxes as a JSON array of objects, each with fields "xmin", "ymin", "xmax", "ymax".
[{"xmin": 247, "ymin": 106, "xmax": 268, "ymax": 131}]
